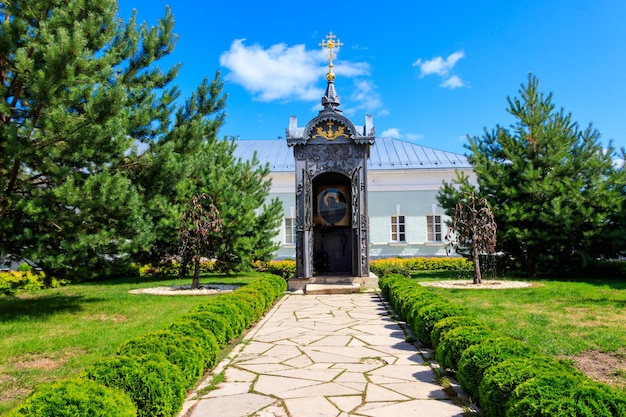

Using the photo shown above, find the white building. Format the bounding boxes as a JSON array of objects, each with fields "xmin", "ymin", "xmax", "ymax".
[{"xmin": 233, "ymin": 137, "xmax": 475, "ymax": 260}]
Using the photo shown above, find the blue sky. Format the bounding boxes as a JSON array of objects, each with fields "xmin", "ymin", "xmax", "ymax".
[{"xmin": 116, "ymin": 0, "xmax": 626, "ymax": 155}]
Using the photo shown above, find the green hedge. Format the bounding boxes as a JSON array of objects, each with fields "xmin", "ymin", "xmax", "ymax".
[
  {"xmin": 378, "ymin": 273, "xmax": 626, "ymax": 416},
  {"xmin": 411, "ymin": 301, "xmax": 468, "ymax": 348},
  {"xmin": 10, "ymin": 274, "xmax": 287, "ymax": 417},
  {"xmin": 181, "ymin": 311, "xmax": 233, "ymax": 348},
  {"xmin": 479, "ymin": 356, "xmax": 578, "ymax": 417},
  {"xmin": 456, "ymin": 336, "xmax": 538, "ymax": 402},
  {"xmin": 84, "ymin": 354, "xmax": 185, "ymax": 417},
  {"xmin": 431, "ymin": 315, "xmax": 486, "ymax": 351},
  {"xmin": 507, "ymin": 372, "xmax": 626, "ymax": 417},
  {"xmin": 7, "ymin": 378, "xmax": 137, "ymax": 417}
]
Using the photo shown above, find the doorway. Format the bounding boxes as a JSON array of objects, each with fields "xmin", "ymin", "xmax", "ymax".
[{"xmin": 312, "ymin": 173, "xmax": 352, "ymax": 275}]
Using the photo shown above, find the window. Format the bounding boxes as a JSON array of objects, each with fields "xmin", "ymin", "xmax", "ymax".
[
  {"xmin": 284, "ymin": 217, "xmax": 296, "ymax": 245},
  {"xmin": 391, "ymin": 215, "xmax": 405, "ymax": 242},
  {"xmin": 427, "ymin": 215, "xmax": 442, "ymax": 242}
]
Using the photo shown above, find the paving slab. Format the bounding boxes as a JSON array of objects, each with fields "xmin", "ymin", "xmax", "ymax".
[{"xmin": 181, "ymin": 293, "xmax": 470, "ymax": 417}]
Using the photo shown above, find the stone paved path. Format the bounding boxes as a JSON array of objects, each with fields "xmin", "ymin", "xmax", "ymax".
[{"xmin": 181, "ymin": 293, "xmax": 467, "ymax": 417}]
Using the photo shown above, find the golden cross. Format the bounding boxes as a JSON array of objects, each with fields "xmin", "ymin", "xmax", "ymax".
[{"xmin": 319, "ymin": 32, "xmax": 343, "ymax": 80}]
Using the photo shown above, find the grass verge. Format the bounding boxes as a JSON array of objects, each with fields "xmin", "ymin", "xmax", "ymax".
[
  {"xmin": 412, "ymin": 272, "xmax": 626, "ymax": 389},
  {"xmin": 0, "ymin": 273, "xmax": 261, "ymax": 415}
]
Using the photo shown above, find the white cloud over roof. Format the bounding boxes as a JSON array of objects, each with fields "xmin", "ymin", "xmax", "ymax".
[
  {"xmin": 413, "ymin": 50, "xmax": 466, "ymax": 89},
  {"xmin": 219, "ymin": 39, "xmax": 384, "ymax": 113}
]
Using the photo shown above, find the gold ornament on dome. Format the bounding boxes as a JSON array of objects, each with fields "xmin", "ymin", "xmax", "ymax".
[{"xmin": 315, "ymin": 120, "xmax": 348, "ymax": 141}]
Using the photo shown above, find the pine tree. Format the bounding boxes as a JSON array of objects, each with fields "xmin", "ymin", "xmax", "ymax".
[{"xmin": 439, "ymin": 74, "xmax": 626, "ymax": 276}]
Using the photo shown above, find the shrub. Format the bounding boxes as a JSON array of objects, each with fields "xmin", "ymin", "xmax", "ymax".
[
  {"xmin": 167, "ymin": 320, "xmax": 219, "ymax": 368},
  {"xmin": 0, "ymin": 270, "xmax": 64, "ymax": 295},
  {"xmin": 435, "ymin": 325, "xmax": 495, "ymax": 370},
  {"xmin": 478, "ymin": 357, "xmax": 581, "ymax": 417},
  {"xmin": 84, "ymin": 354, "xmax": 185, "ymax": 417},
  {"xmin": 8, "ymin": 377, "xmax": 137, "ymax": 417},
  {"xmin": 370, "ymin": 258, "xmax": 411, "ymax": 278},
  {"xmin": 412, "ymin": 301, "xmax": 468, "ymax": 347},
  {"xmin": 182, "ymin": 311, "xmax": 233, "ymax": 347},
  {"xmin": 117, "ymin": 331, "xmax": 205, "ymax": 389},
  {"xmin": 193, "ymin": 300, "xmax": 247, "ymax": 336},
  {"xmin": 261, "ymin": 259, "xmax": 296, "ymax": 279},
  {"xmin": 431, "ymin": 315, "xmax": 487, "ymax": 351},
  {"xmin": 506, "ymin": 372, "xmax": 626, "ymax": 417},
  {"xmin": 456, "ymin": 336, "xmax": 538, "ymax": 403}
]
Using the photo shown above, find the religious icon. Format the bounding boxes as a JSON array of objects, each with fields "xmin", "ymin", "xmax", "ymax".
[{"xmin": 316, "ymin": 185, "xmax": 350, "ymax": 226}]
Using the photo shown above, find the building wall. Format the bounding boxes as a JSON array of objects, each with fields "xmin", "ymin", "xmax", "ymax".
[{"xmin": 267, "ymin": 166, "xmax": 476, "ymax": 259}]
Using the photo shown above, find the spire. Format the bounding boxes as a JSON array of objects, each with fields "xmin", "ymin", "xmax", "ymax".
[{"xmin": 319, "ymin": 32, "xmax": 343, "ymax": 113}]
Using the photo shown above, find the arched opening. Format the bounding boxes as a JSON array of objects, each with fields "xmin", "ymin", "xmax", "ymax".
[{"xmin": 312, "ymin": 172, "xmax": 352, "ymax": 275}]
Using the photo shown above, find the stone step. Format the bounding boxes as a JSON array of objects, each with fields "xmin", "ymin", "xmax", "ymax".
[{"xmin": 305, "ymin": 283, "xmax": 361, "ymax": 295}]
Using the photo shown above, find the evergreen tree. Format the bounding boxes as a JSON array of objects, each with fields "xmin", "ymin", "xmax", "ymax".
[
  {"xmin": 439, "ymin": 74, "xmax": 626, "ymax": 276},
  {"xmin": 0, "ymin": 1, "xmax": 281, "ymax": 280},
  {"xmin": 0, "ymin": 0, "xmax": 178, "ymax": 278}
]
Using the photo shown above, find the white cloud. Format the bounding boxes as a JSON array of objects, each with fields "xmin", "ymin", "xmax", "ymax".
[
  {"xmin": 347, "ymin": 79, "xmax": 385, "ymax": 115},
  {"xmin": 413, "ymin": 50, "xmax": 466, "ymax": 89},
  {"xmin": 380, "ymin": 128, "xmax": 423, "ymax": 141},
  {"xmin": 219, "ymin": 39, "xmax": 373, "ymax": 103},
  {"xmin": 219, "ymin": 39, "xmax": 324, "ymax": 101},
  {"xmin": 440, "ymin": 75, "xmax": 464, "ymax": 89},
  {"xmin": 381, "ymin": 128, "xmax": 400, "ymax": 138}
]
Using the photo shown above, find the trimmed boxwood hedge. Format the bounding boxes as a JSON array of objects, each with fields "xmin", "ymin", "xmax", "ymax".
[
  {"xmin": 9, "ymin": 274, "xmax": 286, "ymax": 417},
  {"xmin": 435, "ymin": 325, "xmax": 495, "ymax": 370},
  {"xmin": 411, "ymin": 301, "xmax": 468, "ymax": 348},
  {"xmin": 167, "ymin": 319, "xmax": 220, "ymax": 368},
  {"xmin": 507, "ymin": 372, "xmax": 626, "ymax": 417},
  {"xmin": 117, "ymin": 330, "xmax": 205, "ymax": 388},
  {"xmin": 431, "ymin": 315, "xmax": 486, "ymax": 351},
  {"xmin": 181, "ymin": 311, "xmax": 233, "ymax": 348},
  {"xmin": 84, "ymin": 354, "xmax": 186, "ymax": 417},
  {"xmin": 456, "ymin": 336, "xmax": 538, "ymax": 403},
  {"xmin": 378, "ymin": 273, "xmax": 626, "ymax": 417},
  {"xmin": 478, "ymin": 356, "xmax": 583, "ymax": 417},
  {"xmin": 8, "ymin": 378, "xmax": 137, "ymax": 417}
]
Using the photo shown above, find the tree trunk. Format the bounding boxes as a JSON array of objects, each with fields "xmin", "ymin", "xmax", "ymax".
[
  {"xmin": 473, "ymin": 245, "xmax": 482, "ymax": 284},
  {"xmin": 191, "ymin": 256, "xmax": 201, "ymax": 289}
]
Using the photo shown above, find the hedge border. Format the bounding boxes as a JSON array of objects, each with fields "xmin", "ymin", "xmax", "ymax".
[
  {"xmin": 9, "ymin": 274, "xmax": 287, "ymax": 417},
  {"xmin": 378, "ymin": 274, "xmax": 626, "ymax": 417}
]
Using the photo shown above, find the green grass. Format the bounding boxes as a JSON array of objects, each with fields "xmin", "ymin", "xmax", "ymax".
[
  {"xmin": 0, "ymin": 273, "xmax": 260, "ymax": 415},
  {"xmin": 412, "ymin": 273, "xmax": 626, "ymax": 357}
]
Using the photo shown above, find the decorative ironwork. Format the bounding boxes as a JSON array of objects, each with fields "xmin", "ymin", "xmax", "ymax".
[{"xmin": 315, "ymin": 120, "xmax": 348, "ymax": 141}]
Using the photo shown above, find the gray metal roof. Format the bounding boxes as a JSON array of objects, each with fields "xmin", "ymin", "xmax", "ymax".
[{"xmin": 232, "ymin": 137, "xmax": 471, "ymax": 172}]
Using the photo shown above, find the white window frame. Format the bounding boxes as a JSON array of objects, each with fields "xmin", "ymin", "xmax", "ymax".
[
  {"xmin": 427, "ymin": 214, "xmax": 442, "ymax": 242},
  {"xmin": 390, "ymin": 215, "xmax": 406, "ymax": 242},
  {"xmin": 284, "ymin": 217, "xmax": 296, "ymax": 245}
]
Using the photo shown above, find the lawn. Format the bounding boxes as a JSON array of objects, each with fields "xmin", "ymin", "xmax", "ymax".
[
  {"xmin": 0, "ymin": 273, "xmax": 261, "ymax": 415},
  {"xmin": 412, "ymin": 272, "xmax": 626, "ymax": 390}
]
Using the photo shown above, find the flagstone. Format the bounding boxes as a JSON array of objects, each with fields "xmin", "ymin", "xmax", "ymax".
[
  {"xmin": 272, "ymin": 367, "xmax": 343, "ymax": 382},
  {"xmin": 279, "ymin": 382, "xmax": 362, "ymax": 399},
  {"xmin": 252, "ymin": 404, "xmax": 289, "ymax": 417},
  {"xmin": 282, "ymin": 353, "xmax": 314, "ymax": 368},
  {"xmin": 308, "ymin": 335, "xmax": 353, "ymax": 346},
  {"xmin": 328, "ymin": 395, "xmax": 363, "ymax": 413},
  {"xmin": 235, "ymin": 363, "xmax": 293, "ymax": 374},
  {"xmin": 365, "ymin": 383, "xmax": 411, "ymax": 402},
  {"xmin": 380, "ymin": 381, "xmax": 449, "ymax": 400},
  {"xmin": 224, "ymin": 367, "xmax": 257, "ymax": 382},
  {"xmin": 334, "ymin": 371, "xmax": 368, "ymax": 384},
  {"xmin": 190, "ymin": 393, "xmax": 275, "ymax": 417},
  {"xmin": 253, "ymin": 374, "xmax": 321, "ymax": 396},
  {"xmin": 283, "ymin": 396, "xmax": 341, "ymax": 417},
  {"xmin": 356, "ymin": 399, "xmax": 465, "ymax": 417},
  {"xmin": 183, "ymin": 293, "xmax": 466, "ymax": 417},
  {"xmin": 204, "ymin": 381, "xmax": 251, "ymax": 398}
]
